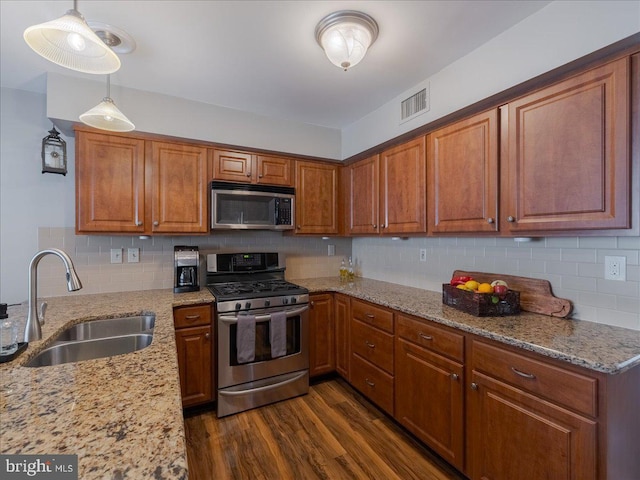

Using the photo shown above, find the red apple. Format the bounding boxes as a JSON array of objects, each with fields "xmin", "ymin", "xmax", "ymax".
[{"xmin": 493, "ymin": 284, "xmax": 508, "ymax": 296}]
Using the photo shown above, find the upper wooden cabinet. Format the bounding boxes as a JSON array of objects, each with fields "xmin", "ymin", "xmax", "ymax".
[
  {"xmin": 502, "ymin": 57, "xmax": 631, "ymax": 233},
  {"xmin": 427, "ymin": 109, "xmax": 499, "ymax": 234},
  {"xmin": 348, "ymin": 137, "xmax": 427, "ymax": 236},
  {"xmin": 295, "ymin": 160, "xmax": 340, "ymax": 234},
  {"xmin": 212, "ymin": 148, "xmax": 293, "ymax": 186},
  {"xmin": 76, "ymin": 129, "xmax": 208, "ymax": 235}
]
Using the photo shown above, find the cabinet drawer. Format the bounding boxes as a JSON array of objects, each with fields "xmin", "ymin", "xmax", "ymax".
[
  {"xmin": 351, "ymin": 318, "xmax": 394, "ymax": 374},
  {"xmin": 472, "ymin": 340, "xmax": 597, "ymax": 417},
  {"xmin": 351, "ymin": 353, "xmax": 394, "ymax": 415},
  {"xmin": 351, "ymin": 299, "xmax": 394, "ymax": 333},
  {"xmin": 174, "ymin": 304, "xmax": 212, "ymax": 328},
  {"xmin": 397, "ymin": 313, "xmax": 464, "ymax": 362}
]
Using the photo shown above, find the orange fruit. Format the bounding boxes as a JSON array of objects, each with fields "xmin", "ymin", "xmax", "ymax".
[
  {"xmin": 464, "ymin": 280, "xmax": 480, "ymax": 291},
  {"xmin": 477, "ymin": 283, "xmax": 494, "ymax": 293}
]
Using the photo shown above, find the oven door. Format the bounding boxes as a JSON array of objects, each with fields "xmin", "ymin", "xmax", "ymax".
[{"xmin": 217, "ymin": 305, "xmax": 309, "ymax": 389}]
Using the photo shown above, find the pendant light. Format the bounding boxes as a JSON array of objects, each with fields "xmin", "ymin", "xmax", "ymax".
[
  {"xmin": 23, "ymin": 0, "xmax": 120, "ymax": 74},
  {"xmin": 315, "ymin": 10, "xmax": 379, "ymax": 71},
  {"xmin": 79, "ymin": 75, "xmax": 135, "ymax": 132}
]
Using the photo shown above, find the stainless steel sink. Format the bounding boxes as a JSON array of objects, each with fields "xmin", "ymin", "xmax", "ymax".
[
  {"xmin": 25, "ymin": 334, "xmax": 153, "ymax": 367},
  {"xmin": 24, "ymin": 314, "xmax": 156, "ymax": 367},
  {"xmin": 52, "ymin": 315, "xmax": 155, "ymax": 342}
]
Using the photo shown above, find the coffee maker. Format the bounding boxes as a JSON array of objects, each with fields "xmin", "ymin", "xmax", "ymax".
[{"xmin": 174, "ymin": 246, "xmax": 200, "ymax": 293}]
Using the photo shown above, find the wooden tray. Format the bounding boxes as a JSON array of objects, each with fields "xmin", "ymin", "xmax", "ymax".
[{"xmin": 452, "ymin": 270, "xmax": 572, "ymax": 318}]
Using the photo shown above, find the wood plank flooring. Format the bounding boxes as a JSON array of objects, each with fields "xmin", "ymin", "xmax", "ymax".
[{"xmin": 184, "ymin": 378, "xmax": 466, "ymax": 480}]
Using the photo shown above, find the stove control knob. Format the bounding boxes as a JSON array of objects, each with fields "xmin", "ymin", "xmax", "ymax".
[
  {"xmin": 291, "ymin": 297, "xmax": 297, "ymax": 304},
  {"xmin": 264, "ymin": 300, "xmax": 271, "ymax": 307},
  {"xmin": 235, "ymin": 303, "xmax": 242, "ymax": 311},
  {"xmin": 245, "ymin": 302, "xmax": 251, "ymax": 309},
  {"xmin": 283, "ymin": 298, "xmax": 289, "ymax": 305}
]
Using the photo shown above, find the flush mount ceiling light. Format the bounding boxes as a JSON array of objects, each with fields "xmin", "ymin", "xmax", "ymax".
[
  {"xmin": 315, "ymin": 10, "xmax": 379, "ymax": 71},
  {"xmin": 79, "ymin": 75, "xmax": 135, "ymax": 132},
  {"xmin": 23, "ymin": 0, "xmax": 121, "ymax": 74},
  {"xmin": 87, "ymin": 22, "xmax": 137, "ymax": 54}
]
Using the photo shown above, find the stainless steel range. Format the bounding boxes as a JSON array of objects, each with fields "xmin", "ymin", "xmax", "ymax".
[{"xmin": 207, "ymin": 252, "xmax": 309, "ymax": 417}]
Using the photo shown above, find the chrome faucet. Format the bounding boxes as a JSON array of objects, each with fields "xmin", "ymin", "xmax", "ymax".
[{"xmin": 23, "ymin": 248, "xmax": 82, "ymax": 342}]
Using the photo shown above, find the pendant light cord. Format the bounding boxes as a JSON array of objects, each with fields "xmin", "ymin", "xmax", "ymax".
[{"xmin": 106, "ymin": 74, "xmax": 111, "ymax": 99}]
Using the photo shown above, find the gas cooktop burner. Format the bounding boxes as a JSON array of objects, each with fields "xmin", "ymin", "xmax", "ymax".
[{"xmin": 208, "ymin": 279, "xmax": 307, "ymax": 301}]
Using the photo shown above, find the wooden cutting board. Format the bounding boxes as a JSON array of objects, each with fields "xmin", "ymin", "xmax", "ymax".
[{"xmin": 452, "ymin": 270, "xmax": 573, "ymax": 318}]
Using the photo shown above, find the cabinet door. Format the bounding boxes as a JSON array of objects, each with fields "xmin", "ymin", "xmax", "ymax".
[
  {"xmin": 212, "ymin": 148, "xmax": 254, "ymax": 183},
  {"xmin": 148, "ymin": 141, "xmax": 209, "ymax": 233},
  {"xmin": 428, "ymin": 110, "xmax": 499, "ymax": 234},
  {"xmin": 380, "ymin": 136, "xmax": 427, "ymax": 234},
  {"xmin": 503, "ymin": 57, "xmax": 630, "ymax": 232},
  {"xmin": 76, "ymin": 131, "xmax": 145, "ymax": 233},
  {"xmin": 395, "ymin": 337, "xmax": 464, "ymax": 470},
  {"xmin": 468, "ymin": 371, "xmax": 597, "ymax": 480},
  {"xmin": 309, "ymin": 293, "xmax": 335, "ymax": 377},
  {"xmin": 295, "ymin": 161, "xmax": 339, "ymax": 234},
  {"xmin": 175, "ymin": 325, "xmax": 213, "ymax": 408},
  {"xmin": 349, "ymin": 155, "xmax": 380, "ymax": 235},
  {"xmin": 255, "ymin": 154, "xmax": 293, "ymax": 186},
  {"xmin": 334, "ymin": 294, "xmax": 350, "ymax": 380}
]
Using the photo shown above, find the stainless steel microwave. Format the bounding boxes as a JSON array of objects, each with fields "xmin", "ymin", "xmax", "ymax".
[{"xmin": 211, "ymin": 181, "xmax": 295, "ymax": 230}]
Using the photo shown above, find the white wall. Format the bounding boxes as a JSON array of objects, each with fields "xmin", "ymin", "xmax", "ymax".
[
  {"xmin": 46, "ymin": 73, "xmax": 342, "ymax": 160},
  {"xmin": 342, "ymin": 0, "xmax": 640, "ymax": 158},
  {"xmin": 352, "ymin": 236, "xmax": 640, "ymax": 331}
]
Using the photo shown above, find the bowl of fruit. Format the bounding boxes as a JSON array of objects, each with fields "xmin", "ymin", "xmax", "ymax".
[{"xmin": 443, "ymin": 275, "xmax": 520, "ymax": 316}]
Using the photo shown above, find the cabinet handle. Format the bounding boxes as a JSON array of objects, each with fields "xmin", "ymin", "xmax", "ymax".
[
  {"xmin": 310, "ymin": 301, "xmax": 315, "ymax": 307},
  {"xmin": 487, "ymin": 217, "xmax": 494, "ymax": 224},
  {"xmin": 507, "ymin": 216, "xmax": 515, "ymax": 223},
  {"xmin": 365, "ymin": 341, "xmax": 375, "ymax": 349},
  {"xmin": 258, "ymin": 174, "xmax": 263, "ymax": 178},
  {"xmin": 153, "ymin": 221, "xmax": 159, "ymax": 227},
  {"xmin": 365, "ymin": 378, "xmax": 375, "ymax": 387},
  {"xmin": 471, "ymin": 382, "xmax": 478, "ymax": 390},
  {"xmin": 135, "ymin": 221, "xmax": 143, "ymax": 226},
  {"xmin": 451, "ymin": 373, "xmax": 459, "ymax": 381},
  {"xmin": 373, "ymin": 224, "xmax": 377, "ymax": 229},
  {"xmin": 205, "ymin": 333, "xmax": 210, "ymax": 339},
  {"xmin": 419, "ymin": 333, "xmax": 433, "ymax": 341},
  {"xmin": 365, "ymin": 313, "xmax": 375, "ymax": 319},
  {"xmin": 381, "ymin": 224, "xmax": 386, "ymax": 229},
  {"xmin": 246, "ymin": 172, "xmax": 251, "ymax": 177},
  {"xmin": 297, "ymin": 225, "xmax": 301, "ymax": 229},
  {"xmin": 185, "ymin": 315, "xmax": 201, "ymax": 320},
  {"xmin": 511, "ymin": 367, "xmax": 536, "ymax": 379}
]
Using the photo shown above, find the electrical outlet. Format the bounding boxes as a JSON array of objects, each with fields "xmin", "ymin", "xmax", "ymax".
[
  {"xmin": 327, "ymin": 244, "xmax": 335, "ymax": 256},
  {"xmin": 419, "ymin": 249, "xmax": 427, "ymax": 262},
  {"xmin": 128, "ymin": 247, "xmax": 140, "ymax": 263},
  {"xmin": 604, "ymin": 256, "xmax": 626, "ymax": 281},
  {"xmin": 110, "ymin": 248, "xmax": 122, "ymax": 264}
]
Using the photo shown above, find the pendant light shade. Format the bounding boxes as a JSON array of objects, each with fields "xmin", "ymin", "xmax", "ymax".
[
  {"xmin": 315, "ymin": 10, "xmax": 379, "ymax": 71},
  {"xmin": 23, "ymin": 5, "xmax": 121, "ymax": 74},
  {"xmin": 80, "ymin": 76, "xmax": 134, "ymax": 132}
]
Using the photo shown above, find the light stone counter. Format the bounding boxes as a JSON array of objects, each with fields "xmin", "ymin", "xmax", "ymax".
[
  {"xmin": 0, "ymin": 289, "xmax": 214, "ymax": 479},
  {"xmin": 293, "ymin": 277, "xmax": 640, "ymax": 374}
]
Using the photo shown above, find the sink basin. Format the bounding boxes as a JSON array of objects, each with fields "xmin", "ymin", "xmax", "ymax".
[
  {"xmin": 24, "ymin": 314, "xmax": 156, "ymax": 367},
  {"xmin": 25, "ymin": 334, "xmax": 153, "ymax": 367},
  {"xmin": 52, "ymin": 315, "xmax": 155, "ymax": 342}
]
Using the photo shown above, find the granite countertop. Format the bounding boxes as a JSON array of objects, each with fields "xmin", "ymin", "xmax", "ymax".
[
  {"xmin": 292, "ymin": 277, "xmax": 640, "ymax": 375},
  {"xmin": 0, "ymin": 289, "xmax": 214, "ymax": 479}
]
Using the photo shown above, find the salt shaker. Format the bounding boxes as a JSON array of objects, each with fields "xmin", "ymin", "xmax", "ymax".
[{"xmin": 0, "ymin": 303, "xmax": 18, "ymax": 356}]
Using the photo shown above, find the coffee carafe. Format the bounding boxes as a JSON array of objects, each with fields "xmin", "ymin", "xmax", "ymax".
[{"xmin": 174, "ymin": 246, "xmax": 199, "ymax": 293}]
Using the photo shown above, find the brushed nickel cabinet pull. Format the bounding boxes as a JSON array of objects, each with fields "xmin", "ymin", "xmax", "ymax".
[
  {"xmin": 451, "ymin": 373, "xmax": 459, "ymax": 381},
  {"xmin": 507, "ymin": 216, "xmax": 515, "ymax": 223},
  {"xmin": 153, "ymin": 221, "xmax": 159, "ymax": 227},
  {"xmin": 258, "ymin": 174, "xmax": 263, "ymax": 178},
  {"xmin": 246, "ymin": 172, "xmax": 251, "ymax": 177},
  {"xmin": 373, "ymin": 224, "xmax": 377, "ymax": 229},
  {"xmin": 365, "ymin": 378, "xmax": 375, "ymax": 387},
  {"xmin": 511, "ymin": 367, "xmax": 536, "ymax": 379},
  {"xmin": 487, "ymin": 217, "xmax": 494, "ymax": 224},
  {"xmin": 419, "ymin": 333, "xmax": 433, "ymax": 341},
  {"xmin": 185, "ymin": 314, "xmax": 200, "ymax": 320},
  {"xmin": 310, "ymin": 301, "xmax": 315, "ymax": 307},
  {"xmin": 471, "ymin": 382, "xmax": 478, "ymax": 390},
  {"xmin": 205, "ymin": 333, "xmax": 210, "ymax": 339},
  {"xmin": 365, "ymin": 313, "xmax": 375, "ymax": 319},
  {"xmin": 365, "ymin": 341, "xmax": 375, "ymax": 348}
]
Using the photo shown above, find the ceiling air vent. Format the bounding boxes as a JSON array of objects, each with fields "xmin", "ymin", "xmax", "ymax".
[{"xmin": 400, "ymin": 85, "xmax": 429, "ymax": 124}]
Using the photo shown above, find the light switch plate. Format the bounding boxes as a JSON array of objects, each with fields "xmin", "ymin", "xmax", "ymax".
[
  {"xmin": 110, "ymin": 248, "xmax": 122, "ymax": 264},
  {"xmin": 328, "ymin": 244, "xmax": 335, "ymax": 256},
  {"xmin": 419, "ymin": 249, "xmax": 427, "ymax": 262},
  {"xmin": 128, "ymin": 248, "xmax": 140, "ymax": 263}
]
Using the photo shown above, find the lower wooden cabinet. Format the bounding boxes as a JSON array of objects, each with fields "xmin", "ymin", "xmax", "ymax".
[
  {"xmin": 309, "ymin": 293, "xmax": 335, "ymax": 377},
  {"xmin": 173, "ymin": 304, "xmax": 214, "ymax": 408},
  {"xmin": 395, "ymin": 314, "xmax": 465, "ymax": 470},
  {"xmin": 334, "ymin": 294, "xmax": 350, "ymax": 379}
]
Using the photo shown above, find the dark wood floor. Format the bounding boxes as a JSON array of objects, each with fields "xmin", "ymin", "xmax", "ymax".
[{"xmin": 184, "ymin": 377, "xmax": 466, "ymax": 480}]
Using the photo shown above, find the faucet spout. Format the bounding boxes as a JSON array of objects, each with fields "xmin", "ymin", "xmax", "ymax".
[{"xmin": 24, "ymin": 248, "xmax": 83, "ymax": 343}]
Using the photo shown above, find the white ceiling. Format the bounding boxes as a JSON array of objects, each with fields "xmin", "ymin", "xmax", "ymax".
[{"xmin": 0, "ymin": 0, "xmax": 552, "ymax": 129}]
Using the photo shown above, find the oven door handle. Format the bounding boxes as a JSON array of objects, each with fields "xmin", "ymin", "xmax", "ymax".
[
  {"xmin": 218, "ymin": 305, "xmax": 309, "ymax": 324},
  {"xmin": 218, "ymin": 370, "xmax": 308, "ymax": 397}
]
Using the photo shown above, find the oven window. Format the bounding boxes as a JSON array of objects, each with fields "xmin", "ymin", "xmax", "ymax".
[{"xmin": 229, "ymin": 315, "xmax": 301, "ymax": 365}]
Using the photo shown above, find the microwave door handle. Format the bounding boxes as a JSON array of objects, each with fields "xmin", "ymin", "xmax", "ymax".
[{"xmin": 218, "ymin": 305, "xmax": 308, "ymax": 324}]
